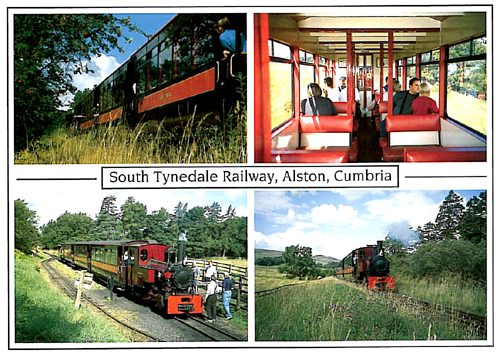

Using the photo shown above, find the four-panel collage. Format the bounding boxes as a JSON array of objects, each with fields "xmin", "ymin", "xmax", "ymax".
[{"xmin": 9, "ymin": 5, "xmax": 493, "ymax": 351}]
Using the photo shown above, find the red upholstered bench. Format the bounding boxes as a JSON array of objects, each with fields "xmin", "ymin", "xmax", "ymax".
[
  {"xmin": 270, "ymin": 115, "xmax": 358, "ymax": 162},
  {"xmin": 382, "ymin": 114, "xmax": 441, "ymax": 162},
  {"xmin": 299, "ymin": 115, "xmax": 358, "ymax": 162},
  {"xmin": 272, "ymin": 148, "xmax": 349, "ymax": 163},
  {"xmin": 332, "ymin": 101, "xmax": 359, "ymax": 132},
  {"xmin": 374, "ymin": 101, "xmax": 388, "ymax": 131},
  {"xmin": 404, "ymin": 147, "xmax": 486, "ymax": 162}
]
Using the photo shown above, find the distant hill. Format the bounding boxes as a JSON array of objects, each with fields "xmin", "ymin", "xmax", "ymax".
[{"xmin": 255, "ymin": 249, "xmax": 339, "ymax": 265}]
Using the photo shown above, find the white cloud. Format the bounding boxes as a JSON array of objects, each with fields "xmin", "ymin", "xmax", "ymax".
[
  {"xmin": 59, "ymin": 54, "xmax": 120, "ymax": 109},
  {"xmin": 310, "ymin": 203, "xmax": 368, "ymax": 228},
  {"xmin": 364, "ymin": 191, "xmax": 439, "ymax": 228}
]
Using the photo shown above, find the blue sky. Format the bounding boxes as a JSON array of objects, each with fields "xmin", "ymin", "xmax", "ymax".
[
  {"xmin": 68, "ymin": 13, "xmax": 175, "ymax": 106},
  {"xmin": 15, "ymin": 178, "xmax": 247, "ymax": 228},
  {"xmin": 254, "ymin": 190, "xmax": 486, "ymax": 259}
]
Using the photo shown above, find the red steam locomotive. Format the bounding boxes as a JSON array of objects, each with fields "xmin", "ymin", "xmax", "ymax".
[
  {"xmin": 336, "ymin": 240, "xmax": 395, "ymax": 290},
  {"xmin": 59, "ymin": 238, "xmax": 203, "ymax": 315}
]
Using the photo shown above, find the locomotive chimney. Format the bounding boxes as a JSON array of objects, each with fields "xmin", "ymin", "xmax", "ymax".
[
  {"xmin": 377, "ymin": 240, "xmax": 383, "ymax": 256},
  {"xmin": 178, "ymin": 232, "xmax": 188, "ymax": 265}
]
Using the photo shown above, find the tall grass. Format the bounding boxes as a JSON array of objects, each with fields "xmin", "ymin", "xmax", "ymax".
[
  {"xmin": 394, "ymin": 275, "xmax": 487, "ymax": 315},
  {"xmin": 15, "ymin": 99, "xmax": 246, "ymax": 165},
  {"xmin": 15, "ymin": 251, "xmax": 130, "ymax": 343},
  {"xmin": 255, "ymin": 277, "xmax": 485, "ymax": 341}
]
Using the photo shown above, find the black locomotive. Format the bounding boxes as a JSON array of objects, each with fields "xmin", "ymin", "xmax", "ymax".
[{"xmin": 336, "ymin": 240, "xmax": 394, "ymax": 290}]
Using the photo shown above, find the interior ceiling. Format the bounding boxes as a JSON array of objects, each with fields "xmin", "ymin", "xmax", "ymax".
[{"xmin": 280, "ymin": 13, "xmax": 465, "ymax": 56}]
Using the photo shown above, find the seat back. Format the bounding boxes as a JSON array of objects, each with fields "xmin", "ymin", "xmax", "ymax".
[
  {"xmin": 299, "ymin": 115, "xmax": 353, "ymax": 148},
  {"xmin": 386, "ymin": 114, "xmax": 441, "ymax": 146}
]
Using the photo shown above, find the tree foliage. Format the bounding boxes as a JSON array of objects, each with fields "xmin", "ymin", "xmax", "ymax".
[
  {"xmin": 15, "ymin": 199, "xmax": 40, "ymax": 254},
  {"xmin": 279, "ymin": 245, "xmax": 316, "ymax": 279},
  {"xmin": 385, "ymin": 191, "xmax": 487, "ymax": 284},
  {"xmin": 14, "ymin": 14, "xmax": 143, "ymax": 152},
  {"xmin": 39, "ymin": 195, "xmax": 247, "ymax": 259}
]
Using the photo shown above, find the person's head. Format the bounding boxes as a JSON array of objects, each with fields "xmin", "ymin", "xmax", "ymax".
[
  {"xmin": 419, "ymin": 82, "xmax": 431, "ymax": 97},
  {"xmin": 408, "ymin": 77, "xmax": 420, "ymax": 95},
  {"xmin": 306, "ymin": 83, "xmax": 322, "ymax": 97},
  {"xmin": 324, "ymin": 77, "xmax": 333, "ymax": 88},
  {"xmin": 214, "ymin": 17, "xmax": 230, "ymax": 35},
  {"xmin": 393, "ymin": 79, "xmax": 401, "ymax": 93},
  {"xmin": 339, "ymin": 76, "xmax": 347, "ymax": 86},
  {"xmin": 224, "ymin": 272, "xmax": 229, "ymax": 278},
  {"xmin": 208, "ymin": 260, "xmax": 213, "ymax": 265}
]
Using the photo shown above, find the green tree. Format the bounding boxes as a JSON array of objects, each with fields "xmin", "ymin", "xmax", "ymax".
[
  {"xmin": 434, "ymin": 190, "xmax": 465, "ymax": 241},
  {"xmin": 459, "ymin": 192, "xmax": 487, "ymax": 244},
  {"xmin": 120, "ymin": 197, "xmax": 148, "ymax": 240},
  {"xmin": 14, "ymin": 199, "xmax": 40, "ymax": 254},
  {"xmin": 42, "ymin": 212, "xmax": 95, "ymax": 248},
  {"xmin": 280, "ymin": 245, "xmax": 316, "ymax": 279},
  {"xmin": 14, "ymin": 14, "xmax": 143, "ymax": 152},
  {"xmin": 144, "ymin": 208, "xmax": 171, "ymax": 244},
  {"xmin": 95, "ymin": 195, "xmax": 122, "ymax": 240}
]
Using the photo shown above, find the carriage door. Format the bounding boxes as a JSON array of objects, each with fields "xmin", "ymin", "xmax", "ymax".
[
  {"xmin": 118, "ymin": 246, "xmax": 125, "ymax": 284},
  {"xmin": 357, "ymin": 54, "xmax": 374, "ymax": 110}
]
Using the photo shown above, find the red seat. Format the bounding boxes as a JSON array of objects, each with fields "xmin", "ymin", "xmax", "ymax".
[
  {"xmin": 272, "ymin": 149, "xmax": 349, "ymax": 163},
  {"xmin": 404, "ymin": 147, "xmax": 486, "ymax": 162},
  {"xmin": 382, "ymin": 114, "xmax": 441, "ymax": 161}
]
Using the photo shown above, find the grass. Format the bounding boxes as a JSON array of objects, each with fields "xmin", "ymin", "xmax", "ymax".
[
  {"xmin": 14, "ymin": 250, "xmax": 130, "ymax": 343},
  {"xmin": 14, "ymin": 100, "xmax": 246, "ymax": 165},
  {"xmin": 255, "ymin": 265, "xmax": 308, "ymax": 292},
  {"xmin": 394, "ymin": 275, "xmax": 487, "ymax": 315},
  {"xmin": 255, "ymin": 277, "xmax": 485, "ymax": 341}
]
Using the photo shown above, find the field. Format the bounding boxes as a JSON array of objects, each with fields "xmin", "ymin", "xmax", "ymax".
[
  {"xmin": 255, "ymin": 267, "xmax": 486, "ymax": 341},
  {"xmin": 15, "ymin": 99, "xmax": 246, "ymax": 165},
  {"xmin": 14, "ymin": 251, "xmax": 131, "ymax": 343}
]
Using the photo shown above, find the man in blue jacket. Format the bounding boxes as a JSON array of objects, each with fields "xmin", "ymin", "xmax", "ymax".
[{"xmin": 222, "ymin": 272, "xmax": 234, "ymax": 320}]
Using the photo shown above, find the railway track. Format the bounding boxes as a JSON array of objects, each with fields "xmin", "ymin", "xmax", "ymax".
[
  {"xmin": 41, "ymin": 257, "xmax": 166, "ymax": 342},
  {"xmin": 41, "ymin": 256, "xmax": 245, "ymax": 342},
  {"xmin": 173, "ymin": 315, "xmax": 243, "ymax": 342}
]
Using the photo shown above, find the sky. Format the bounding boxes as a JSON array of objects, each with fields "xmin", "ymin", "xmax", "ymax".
[
  {"xmin": 15, "ymin": 179, "xmax": 247, "ymax": 228},
  {"xmin": 63, "ymin": 13, "xmax": 176, "ymax": 107},
  {"xmin": 254, "ymin": 189, "xmax": 486, "ymax": 260}
]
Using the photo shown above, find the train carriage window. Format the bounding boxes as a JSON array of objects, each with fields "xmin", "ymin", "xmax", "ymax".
[
  {"xmin": 269, "ymin": 40, "xmax": 293, "ymax": 130},
  {"xmin": 140, "ymin": 249, "xmax": 148, "ymax": 262},
  {"xmin": 446, "ymin": 37, "xmax": 487, "ymax": 135},
  {"xmin": 193, "ymin": 16, "xmax": 216, "ymax": 68},
  {"xmin": 159, "ymin": 38, "xmax": 174, "ymax": 84}
]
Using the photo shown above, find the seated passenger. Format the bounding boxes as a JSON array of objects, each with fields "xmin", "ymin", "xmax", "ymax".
[
  {"xmin": 411, "ymin": 82, "xmax": 439, "ymax": 115},
  {"xmin": 301, "ymin": 83, "xmax": 338, "ymax": 116},
  {"xmin": 365, "ymin": 79, "xmax": 401, "ymax": 112},
  {"xmin": 393, "ymin": 77, "xmax": 420, "ymax": 115}
]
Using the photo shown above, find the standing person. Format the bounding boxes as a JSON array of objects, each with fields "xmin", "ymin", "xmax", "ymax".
[
  {"xmin": 222, "ymin": 272, "xmax": 234, "ymax": 320},
  {"xmin": 214, "ymin": 17, "xmax": 246, "ymax": 58},
  {"xmin": 301, "ymin": 83, "xmax": 337, "ymax": 116},
  {"xmin": 193, "ymin": 262, "xmax": 201, "ymax": 294},
  {"xmin": 411, "ymin": 82, "xmax": 439, "ymax": 115},
  {"xmin": 204, "ymin": 275, "xmax": 219, "ymax": 323},
  {"xmin": 205, "ymin": 260, "xmax": 217, "ymax": 281},
  {"xmin": 333, "ymin": 76, "xmax": 361, "ymax": 103},
  {"xmin": 323, "ymin": 77, "xmax": 335, "ymax": 101}
]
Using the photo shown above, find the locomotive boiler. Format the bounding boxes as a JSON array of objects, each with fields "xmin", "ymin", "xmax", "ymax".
[
  {"xmin": 336, "ymin": 240, "xmax": 395, "ymax": 290},
  {"xmin": 60, "ymin": 238, "xmax": 203, "ymax": 314}
]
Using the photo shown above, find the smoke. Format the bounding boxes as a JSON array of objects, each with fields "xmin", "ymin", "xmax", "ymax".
[{"xmin": 385, "ymin": 220, "xmax": 420, "ymax": 246}]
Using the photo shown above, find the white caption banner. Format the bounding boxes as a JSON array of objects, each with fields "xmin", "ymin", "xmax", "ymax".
[{"xmin": 101, "ymin": 165, "xmax": 399, "ymax": 189}]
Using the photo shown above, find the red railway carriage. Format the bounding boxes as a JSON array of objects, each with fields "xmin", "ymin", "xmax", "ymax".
[
  {"xmin": 336, "ymin": 240, "xmax": 394, "ymax": 290},
  {"xmin": 71, "ymin": 13, "xmax": 246, "ymax": 131},
  {"xmin": 60, "ymin": 239, "xmax": 203, "ymax": 315},
  {"xmin": 254, "ymin": 9, "xmax": 488, "ymax": 163}
]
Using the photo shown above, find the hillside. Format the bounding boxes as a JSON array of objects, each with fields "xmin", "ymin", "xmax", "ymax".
[{"xmin": 255, "ymin": 249, "xmax": 339, "ymax": 265}]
